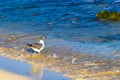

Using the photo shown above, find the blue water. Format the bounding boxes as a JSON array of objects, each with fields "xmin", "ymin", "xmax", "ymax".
[
  {"xmin": 0, "ymin": 56, "xmax": 31, "ymax": 76},
  {"xmin": 0, "ymin": 0, "xmax": 120, "ymax": 58},
  {"xmin": 0, "ymin": 56, "xmax": 71, "ymax": 80}
]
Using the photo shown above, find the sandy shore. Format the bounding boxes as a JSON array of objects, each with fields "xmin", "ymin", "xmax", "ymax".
[
  {"xmin": 0, "ymin": 46, "xmax": 120, "ymax": 80},
  {"xmin": 0, "ymin": 69, "xmax": 31, "ymax": 80}
]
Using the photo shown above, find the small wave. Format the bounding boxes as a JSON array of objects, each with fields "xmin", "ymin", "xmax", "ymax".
[{"xmin": 0, "ymin": 46, "xmax": 120, "ymax": 80}]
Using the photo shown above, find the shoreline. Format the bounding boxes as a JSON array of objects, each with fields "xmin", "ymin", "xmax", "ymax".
[
  {"xmin": 0, "ymin": 46, "xmax": 120, "ymax": 80},
  {"xmin": 0, "ymin": 56, "xmax": 71, "ymax": 80},
  {"xmin": 0, "ymin": 69, "xmax": 30, "ymax": 80}
]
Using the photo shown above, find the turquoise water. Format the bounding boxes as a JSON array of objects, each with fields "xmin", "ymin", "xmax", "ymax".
[{"xmin": 0, "ymin": 0, "xmax": 120, "ymax": 58}]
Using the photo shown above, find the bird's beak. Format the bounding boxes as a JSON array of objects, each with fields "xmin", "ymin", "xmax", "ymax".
[{"xmin": 45, "ymin": 37, "xmax": 47, "ymax": 39}]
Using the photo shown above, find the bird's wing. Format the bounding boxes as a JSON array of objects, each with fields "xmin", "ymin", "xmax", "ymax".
[{"xmin": 27, "ymin": 43, "xmax": 43, "ymax": 49}]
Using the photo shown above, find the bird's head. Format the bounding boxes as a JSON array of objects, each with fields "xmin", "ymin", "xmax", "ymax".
[{"xmin": 40, "ymin": 36, "xmax": 46, "ymax": 40}]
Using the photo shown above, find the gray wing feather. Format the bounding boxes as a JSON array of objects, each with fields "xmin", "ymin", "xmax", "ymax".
[{"xmin": 27, "ymin": 43, "xmax": 43, "ymax": 49}]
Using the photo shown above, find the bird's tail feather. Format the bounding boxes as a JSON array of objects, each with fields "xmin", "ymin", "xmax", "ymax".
[{"xmin": 26, "ymin": 43, "xmax": 32, "ymax": 46}]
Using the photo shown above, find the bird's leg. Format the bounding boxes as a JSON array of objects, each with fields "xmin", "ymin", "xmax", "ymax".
[
  {"xmin": 34, "ymin": 52, "xmax": 38, "ymax": 54},
  {"xmin": 39, "ymin": 51, "xmax": 41, "ymax": 54},
  {"xmin": 33, "ymin": 51, "xmax": 39, "ymax": 54}
]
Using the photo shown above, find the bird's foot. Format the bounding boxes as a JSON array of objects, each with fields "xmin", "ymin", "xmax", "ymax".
[{"xmin": 33, "ymin": 52, "xmax": 38, "ymax": 54}]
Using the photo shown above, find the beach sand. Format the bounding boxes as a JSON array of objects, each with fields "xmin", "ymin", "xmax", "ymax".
[
  {"xmin": 0, "ymin": 69, "xmax": 30, "ymax": 80},
  {"xmin": 0, "ymin": 46, "xmax": 120, "ymax": 80}
]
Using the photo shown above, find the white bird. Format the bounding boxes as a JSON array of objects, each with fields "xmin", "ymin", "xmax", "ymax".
[{"xmin": 26, "ymin": 36, "xmax": 46, "ymax": 53}]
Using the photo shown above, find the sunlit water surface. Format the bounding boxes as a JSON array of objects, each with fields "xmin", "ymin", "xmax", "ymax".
[
  {"xmin": 0, "ymin": 56, "xmax": 71, "ymax": 80},
  {"xmin": 0, "ymin": 0, "xmax": 120, "ymax": 80},
  {"xmin": 0, "ymin": 0, "xmax": 120, "ymax": 58}
]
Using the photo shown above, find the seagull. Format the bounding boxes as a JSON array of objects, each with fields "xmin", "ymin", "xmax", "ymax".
[{"xmin": 26, "ymin": 36, "xmax": 46, "ymax": 53}]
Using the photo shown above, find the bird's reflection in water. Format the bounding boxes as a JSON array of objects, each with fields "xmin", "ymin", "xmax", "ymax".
[{"xmin": 30, "ymin": 64, "xmax": 44, "ymax": 80}]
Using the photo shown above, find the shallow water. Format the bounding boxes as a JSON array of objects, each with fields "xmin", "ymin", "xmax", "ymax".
[
  {"xmin": 0, "ymin": 0, "xmax": 120, "ymax": 58},
  {"xmin": 0, "ymin": 0, "xmax": 120, "ymax": 79},
  {"xmin": 0, "ymin": 46, "xmax": 119, "ymax": 80},
  {"xmin": 0, "ymin": 56, "xmax": 71, "ymax": 80}
]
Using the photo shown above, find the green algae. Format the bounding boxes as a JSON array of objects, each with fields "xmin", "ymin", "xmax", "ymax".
[
  {"xmin": 96, "ymin": 11, "xmax": 120, "ymax": 21},
  {"xmin": 0, "ymin": 46, "xmax": 120, "ymax": 80}
]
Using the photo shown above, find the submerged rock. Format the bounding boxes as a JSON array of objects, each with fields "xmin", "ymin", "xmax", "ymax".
[{"xmin": 96, "ymin": 11, "xmax": 120, "ymax": 21}]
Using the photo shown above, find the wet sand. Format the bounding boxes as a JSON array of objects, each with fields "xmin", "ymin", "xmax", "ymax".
[
  {"xmin": 0, "ymin": 53, "xmax": 71, "ymax": 80},
  {"xmin": 0, "ymin": 46, "xmax": 120, "ymax": 80},
  {"xmin": 0, "ymin": 69, "xmax": 30, "ymax": 80}
]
